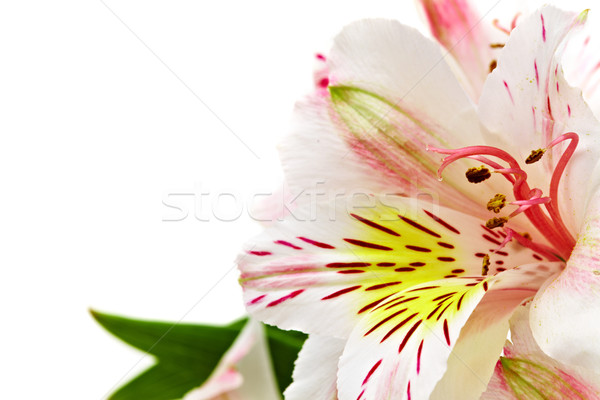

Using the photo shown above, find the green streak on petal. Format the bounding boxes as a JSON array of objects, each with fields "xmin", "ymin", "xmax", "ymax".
[
  {"xmin": 501, "ymin": 357, "xmax": 587, "ymax": 400},
  {"xmin": 328, "ymin": 85, "xmax": 442, "ymax": 180}
]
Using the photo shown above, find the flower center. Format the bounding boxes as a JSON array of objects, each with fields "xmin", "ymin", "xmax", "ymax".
[{"xmin": 428, "ymin": 132, "xmax": 579, "ymax": 262}]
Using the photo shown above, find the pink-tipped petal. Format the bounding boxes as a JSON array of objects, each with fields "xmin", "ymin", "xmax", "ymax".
[
  {"xmin": 417, "ymin": 0, "xmax": 496, "ymax": 99},
  {"xmin": 482, "ymin": 304, "xmax": 600, "ymax": 399},
  {"xmin": 280, "ymin": 19, "xmax": 509, "ymax": 217}
]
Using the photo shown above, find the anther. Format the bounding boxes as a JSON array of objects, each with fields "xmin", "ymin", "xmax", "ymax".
[
  {"xmin": 525, "ymin": 149, "xmax": 546, "ymax": 164},
  {"xmin": 489, "ymin": 59, "xmax": 497, "ymax": 73},
  {"xmin": 522, "ymin": 232, "xmax": 532, "ymax": 240},
  {"xmin": 486, "ymin": 217, "xmax": 508, "ymax": 229},
  {"xmin": 482, "ymin": 254, "xmax": 490, "ymax": 276},
  {"xmin": 490, "ymin": 43, "xmax": 505, "ymax": 48},
  {"xmin": 487, "ymin": 194, "xmax": 506, "ymax": 213},
  {"xmin": 466, "ymin": 166, "xmax": 491, "ymax": 183}
]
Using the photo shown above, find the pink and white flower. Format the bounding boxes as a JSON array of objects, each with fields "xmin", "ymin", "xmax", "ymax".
[
  {"xmin": 183, "ymin": 320, "xmax": 280, "ymax": 400},
  {"xmin": 239, "ymin": 4, "xmax": 600, "ymax": 399}
]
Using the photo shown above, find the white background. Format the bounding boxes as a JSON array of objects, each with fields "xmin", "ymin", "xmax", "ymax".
[
  {"xmin": 0, "ymin": 2, "xmax": 422, "ymax": 399},
  {"xmin": 3, "ymin": 0, "xmax": 594, "ymax": 398}
]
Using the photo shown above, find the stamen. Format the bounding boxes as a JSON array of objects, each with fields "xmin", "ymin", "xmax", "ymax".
[
  {"xmin": 487, "ymin": 194, "xmax": 506, "ymax": 213},
  {"xmin": 525, "ymin": 149, "xmax": 546, "ymax": 164},
  {"xmin": 465, "ymin": 166, "xmax": 491, "ymax": 183},
  {"xmin": 489, "ymin": 43, "xmax": 505, "ymax": 49},
  {"xmin": 489, "ymin": 60, "xmax": 497, "ymax": 73},
  {"xmin": 428, "ymin": 140, "xmax": 576, "ymax": 259},
  {"xmin": 486, "ymin": 217, "xmax": 508, "ymax": 229},
  {"xmin": 482, "ymin": 254, "xmax": 490, "ymax": 276}
]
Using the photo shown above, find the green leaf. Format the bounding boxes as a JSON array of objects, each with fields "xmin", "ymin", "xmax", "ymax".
[
  {"xmin": 91, "ymin": 310, "xmax": 307, "ymax": 399},
  {"xmin": 264, "ymin": 325, "xmax": 307, "ymax": 393}
]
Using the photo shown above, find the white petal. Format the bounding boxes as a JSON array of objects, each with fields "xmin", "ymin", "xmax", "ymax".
[
  {"xmin": 284, "ymin": 335, "xmax": 344, "ymax": 400},
  {"xmin": 479, "ymin": 6, "xmax": 600, "ymax": 231},
  {"xmin": 530, "ymin": 188, "xmax": 600, "ymax": 372}
]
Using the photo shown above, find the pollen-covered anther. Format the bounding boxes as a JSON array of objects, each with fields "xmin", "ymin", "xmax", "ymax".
[
  {"xmin": 487, "ymin": 194, "xmax": 506, "ymax": 213},
  {"xmin": 525, "ymin": 148, "xmax": 546, "ymax": 164},
  {"xmin": 489, "ymin": 43, "xmax": 505, "ymax": 49},
  {"xmin": 482, "ymin": 254, "xmax": 490, "ymax": 276},
  {"xmin": 465, "ymin": 166, "xmax": 491, "ymax": 183},
  {"xmin": 486, "ymin": 216, "xmax": 509, "ymax": 229},
  {"xmin": 489, "ymin": 59, "xmax": 497, "ymax": 73}
]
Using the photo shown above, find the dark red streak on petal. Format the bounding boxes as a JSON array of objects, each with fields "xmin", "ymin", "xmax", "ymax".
[
  {"xmin": 436, "ymin": 302, "xmax": 453, "ymax": 321},
  {"xmin": 248, "ymin": 294, "xmax": 266, "ymax": 305},
  {"xmin": 457, "ymin": 293, "xmax": 466, "ymax": 311},
  {"xmin": 338, "ymin": 269, "xmax": 365, "ymax": 274},
  {"xmin": 321, "ymin": 285, "xmax": 362, "ymax": 300},
  {"xmin": 266, "ymin": 289, "xmax": 304, "ymax": 307},
  {"xmin": 407, "ymin": 285, "xmax": 440, "ymax": 292},
  {"xmin": 427, "ymin": 304, "xmax": 443, "ymax": 320},
  {"xmin": 416, "ymin": 340, "xmax": 424, "ymax": 374},
  {"xmin": 344, "ymin": 238, "xmax": 393, "ymax": 251},
  {"xmin": 395, "ymin": 267, "xmax": 416, "ymax": 272},
  {"xmin": 483, "ymin": 281, "xmax": 489, "ymax": 291},
  {"xmin": 249, "ymin": 250, "xmax": 272, "ymax": 256},
  {"xmin": 437, "ymin": 257, "xmax": 455, "ymax": 262},
  {"xmin": 381, "ymin": 313, "xmax": 418, "ymax": 343},
  {"xmin": 433, "ymin": 292, "xmax": 456, "ymax": 301},
  {"xmin": 475, "ymin": 253, "xmax": 486, "ymax": 258},
  {"xmin": 533, "ymin": 254, "xmax": 543, "ymax": 261},
  {"xmin": 274, "ymin": 240, "xmax": 302, "ymax": 250},
  {"xmin": 481, "ymin": 225, "xmax": 501, "ymax": 238},
  {"xmin": 385, "ymin": 296, "xmax": 419, "ymax": 310},
  {"xmin": 410, "ymin": 262, "xmax": 426, "ymax": 267},
  {"xmin": 493, "ymin": 250, "xmax": 508, "ymax": 256},
  {"xmin": 351, "ymin": 213, "xmax": 400, "ymax": 237},
  {"xmin": 452, "ymin": 269, "xmax": 465, "ymax": 273},
  {"xmin": 358, "ymin": 295, "xmax": 393, "ymax": 314},
  {"xmin": 362, "ymin": 359, "xmax": 383, "ymax": 386},
  {"xmin": 405, "ymin": 245, "xmax": 432, "ymax": 252},
  {"xmin": 482, "ymin": 234, "xmax": 502, "ymax": 245},
  {"xmin": 400, "ymin": 216, "xmax": 441, "ymax": 238},
  {"xmin": 366, "ymin": 281, "xmax": 402, "ymax": 291},
  {"xmin": 297, "ymin": 236, "xmax": 335, "ymax": 249},
  {"xmin": 326, "ymin": 262, "xmax": 371, "ymax": 268},
  {"xmin": 437, "ymin": 242, "xmax": 455, "ymax": 249},
  {"xmin": 541, "ymin": 13, "xmax": 546, "ymax": 41},
  {"xmin": 398, "ymin": 319, "xmax": 423, "ymax": 353},
  {"xmin": 377, "ymin": 262, "xmax": 396, "ymax": 267},
  {"xmin": 356, "ymin": 389, "xmax": 365, "ymax": 400},
  {"xmin": 424, "ymin": 210, "xmax": 460, "ymax": 234},
  {"xmin": 443, "ymin": 319, "xmax": 451, "ymax": 345},
  {"xmin": 364, "ymin": 308, "xmax": 408, "ymax": 336}
]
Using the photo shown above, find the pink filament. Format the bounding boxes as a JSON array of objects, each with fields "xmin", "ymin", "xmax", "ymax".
[{"xmin": 429, "ymin": 133, "xmax": 579, "ymax": 260}]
